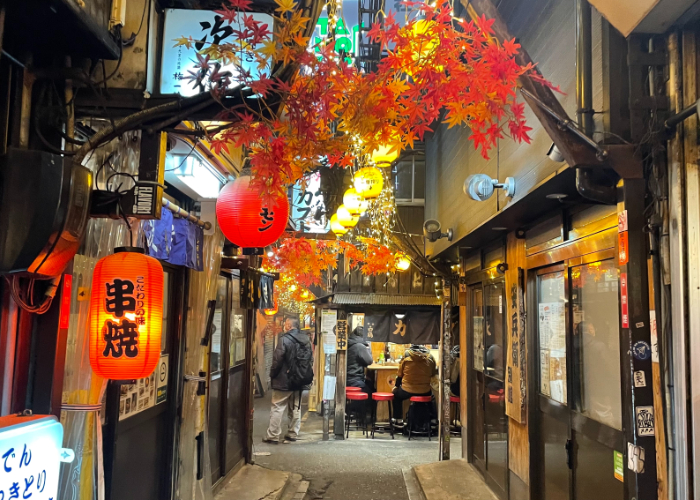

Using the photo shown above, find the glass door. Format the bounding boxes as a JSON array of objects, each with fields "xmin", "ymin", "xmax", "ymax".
[
  {"xmin": 208, "ymin": 276, "xmax": 228, "ymax": 484},
  {"xmin": 536, "ymin": 260, "xmax": 624, "ymax": 500},
  {"xmin": 469, "ymin": 280, "xmax": 508, "ymax": 498},
  {"xmin": 225, "ymin": 276, "xmax": 248, "ymax": 472}
]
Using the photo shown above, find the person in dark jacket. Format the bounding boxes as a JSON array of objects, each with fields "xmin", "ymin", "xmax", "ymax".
[
  {"xmin": 263, "ymin": 317, "xmax": 311, "ymax": 444},
  {"xmin": 346, "ymin": 326, "xmax": 374, "ymax": 395}
]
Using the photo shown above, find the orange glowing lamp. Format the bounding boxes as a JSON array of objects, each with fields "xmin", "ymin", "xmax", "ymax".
[
  {"xmin": 354, "ymin": 167, "xmax": 384, "ymax": 199},
  {"xmin": 89, "ymin": 248, "xmax": 164, "ymax": 380}
]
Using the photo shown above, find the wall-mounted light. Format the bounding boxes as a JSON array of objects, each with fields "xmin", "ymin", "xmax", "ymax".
[
  {"xmin": 464, "ymin": 174, "xmax": 516, "ymax": 201},
  {"xmin": 423, "ymin": 219, "xmax": 453, "ymax": 242},
  {"xmin": 547, "ymin": 143, "xmax": 565, "ymax": 162}
]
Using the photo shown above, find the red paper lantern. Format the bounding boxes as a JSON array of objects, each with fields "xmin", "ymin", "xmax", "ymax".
[
  {"xmin": 89, "ymin": 248, "xmax": 164, "ymax": 380},
  {"xmin": 216, "ymin": 176, "xmax": 290, "ymax": 248}
]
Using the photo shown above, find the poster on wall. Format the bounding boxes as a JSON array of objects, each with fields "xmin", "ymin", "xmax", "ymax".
[
  {"xmin": 119, "ymin": 354, "xmax": 169, "ymax": 420},
  {"xmin": 538, "ymin": 302, "xmax": 566, "ymax": 404}
]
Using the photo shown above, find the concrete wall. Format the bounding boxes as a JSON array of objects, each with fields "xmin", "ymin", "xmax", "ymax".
[{"xmin": 425, "ymin": 0, "xmax": 609, "ymax": 257}]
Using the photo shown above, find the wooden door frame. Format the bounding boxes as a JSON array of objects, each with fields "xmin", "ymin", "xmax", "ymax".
[
  {"xmin": 464, "ymin": 269, "xmax": 509, "ymax": 499},
  {"xmin": 527, "ymin": 236, "xmax": 627, "ymax": 500}
]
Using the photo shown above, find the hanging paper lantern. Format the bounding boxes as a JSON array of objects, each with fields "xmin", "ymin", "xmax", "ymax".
[
  {"xmin": 354, "ymin": 167, "xmax": 384, "ymax": 199},
  {"xmin": 343, "ymin": 188, "xmax": 368, "ymax": 216},
  {"xmin": 336, "ymin": 205, "xmax": 359, "ymax": 228},
  {"xmin": 331, "ymin": 214, "xmax": 348, "ymax": 236},
  {"xmin": 264, "ymin": 301, "xmax": 278, "ymax": 316},
  {"xmin": 216, "ymin": 175, "xmax": 290, "ymax": 248},
  {"xmin": 89, "ymin": 248, "xmax": 164, "ymax": 380},
  {"xmin": 395, "ymin": 252, "xmax": 411, "ymax": 272},
  {"xmin": 371, "ymin": 143, "xmax": 400, "ymax": 167}
]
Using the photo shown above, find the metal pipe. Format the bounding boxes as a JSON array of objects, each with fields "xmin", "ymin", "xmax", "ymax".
[
  {"xmin": 161, "ymin": 198, "xmax": 212, "ymax": 230},
  {"xmin": 576, "ymin": 0, "xmax": 594, "ymax": 135},
  {"xmin": 667, "ymin": 30, "xmax": 687, "ymax": 500},
  {"xmin": 665, "ymin": 98, "xmax": 700, "ymax": 130},
  {"xmin": 575, "ymin": 168, "xmax": 616, "ymax": 205}
]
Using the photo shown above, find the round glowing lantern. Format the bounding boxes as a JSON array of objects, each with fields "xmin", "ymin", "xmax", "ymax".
[
  {"xmin": 354, "ymin": 167, "xmax": 384, "ymax": 199},
  {"xmin": 336, "ymin": 205, "xmax": 359, "ymax": 228},
  {"xmin": 89, "ymin": 248, "xmax": 164, "ymax": 380},
  {"xmin": 343, "ymin": 188, "xmax": 368, "ymax": 216},
  {"xmin": 331, "ymin": 214, "xmax": 348, "ymax": 236},
  {"xmin": 216, "ymin": 175, "xmax": 290, "ymax": 248},
  {"xmin": 395, "ymin": 252, "xmax": 411, "ymax": 272},
  {"xmin": 371, "ymin": 143, "xmax": 400, "ymax": 167},
  {"xmin": 264, "ymin": 301, "xmax": 278, "ymax": 316}
]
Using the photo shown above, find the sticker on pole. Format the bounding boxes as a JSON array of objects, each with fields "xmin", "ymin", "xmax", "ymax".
[
  {"xmin": 618, "ymin": 231, "xmax": 629, "ymax": 265},
  {"xmin": 632, "ymin": 341, "xmax": 651, "ymax": 361},
  {"xmin": 621, "ymin": 273, "xmax": 629, "ymax": 328},
  {"xmin": 635, "ymin": 406, "xmax": 655, "ymax": 436},
  {"xmin": 627, "ymin": 443, "xmax": 645, "ymax": 473},
  {"xmin": 618, "ymin": 210, "xmax": 628, "ymax": 232},
  {"xmin": 614, "ymin": 450, "xmax": 624, "ymax": 482}
]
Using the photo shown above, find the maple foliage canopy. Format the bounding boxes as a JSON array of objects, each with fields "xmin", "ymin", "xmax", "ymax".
[{"xmin": 175, "ymin": 0, "xmax": 553, "ymax": 198}]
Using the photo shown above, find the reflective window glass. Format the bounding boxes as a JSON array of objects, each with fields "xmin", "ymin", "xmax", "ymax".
[{"xmin": 571, "ymin": 260, "xmax": 622, "ymax": 429}]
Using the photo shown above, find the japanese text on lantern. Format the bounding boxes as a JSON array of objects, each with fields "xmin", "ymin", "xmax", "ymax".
[
  {"xmin": 259, "ymin": 208, "xmax": 274, "ymax": 232},
  {"xmin": 102, "ymin": 276, "xmax": 146, "ymax": 359}
]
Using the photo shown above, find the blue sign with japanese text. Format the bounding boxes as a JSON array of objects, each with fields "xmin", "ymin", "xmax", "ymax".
[{"xmin": 0, "ymin": 416, "xmax": 69, "ymax": 500}]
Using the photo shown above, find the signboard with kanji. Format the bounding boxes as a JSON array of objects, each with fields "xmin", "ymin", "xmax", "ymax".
[{"xmin": 0, "ymin": 416, "xmax": 72, "ymax": 500}]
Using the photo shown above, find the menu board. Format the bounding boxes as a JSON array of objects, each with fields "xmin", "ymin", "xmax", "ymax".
[{"xmin": 119, "ymin": 354, "xmax": 169, "ymax": 420}]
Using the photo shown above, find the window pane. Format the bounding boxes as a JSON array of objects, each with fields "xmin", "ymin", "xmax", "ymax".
[
  {"xmin": 538, "ymin": 271, "xmax": 566, "ymax": 404},
  {"xmin": 230, "ymin": 278, "xmax": 247, "ymax": 366},
  {"xmin": 394, "ymin": 160, "xmax": 413, "ymax": 200},
  {"xmin": 211, "ymin": 276, "xmax": 227, "ymax": 373},
  {"xmin": 571, "ymin": 261, "xmax": 622, "ymax": 429},
  {"xmin": 484, "ymin": 283, "xmax": 505, "ymax": 381},
  {"xmin": 414, "ymin": 161, "xmax": 425, "ymax": 200}
]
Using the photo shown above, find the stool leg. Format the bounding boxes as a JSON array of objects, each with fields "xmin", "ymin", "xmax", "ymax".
[
  {"xmin": 371, "ymin": 400, "xmax": 376, "ymax": 439},
  {"xmin": 346, "ymin": 410, "xmax": 350, "ymax": 439},
  {"xmin": 388, "ymin": 401, "xmax": 394, "ymax": 439}
]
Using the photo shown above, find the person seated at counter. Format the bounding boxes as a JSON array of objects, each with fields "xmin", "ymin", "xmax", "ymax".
[
  {"xmin": 392, "ymin": 345, "xmax": 437, "ymax": 425},
  {"xmin": 347, "ymin": 326, "xmax": 374, "ymax": 395}
]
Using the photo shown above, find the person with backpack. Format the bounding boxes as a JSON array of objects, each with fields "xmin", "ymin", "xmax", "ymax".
[{"xmin": 264, "ymin": 316, "xmax": 314, "ymax": 444}]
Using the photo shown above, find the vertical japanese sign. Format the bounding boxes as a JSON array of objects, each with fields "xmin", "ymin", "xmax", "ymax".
[
  {"xmin": 0, "ymin": 416, "xmax": 70, "ymax": 500},
  {"xmin": 505, "ymin": 234, "xmax": 527, "ymax": 423},
  {"xmin": 335, "ymin": 320, "xmax": 348, "ymax": 351},
  {"xmin": 290, "ymin": 172, "xmax": 330, "ymax": 234},
  {"xmin": 621, "ymin": 273, "xmax": 629, "ymax": 328}
]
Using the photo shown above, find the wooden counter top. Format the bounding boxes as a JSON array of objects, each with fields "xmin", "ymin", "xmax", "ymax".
[{"xmin": 367, "ymin": 364, "xmax": 400, "ymax": 370}]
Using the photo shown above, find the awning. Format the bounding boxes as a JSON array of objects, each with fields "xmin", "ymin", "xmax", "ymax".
[{"xmin": 312, "ymin": 293, "xmax": 441, "ymax": 306}]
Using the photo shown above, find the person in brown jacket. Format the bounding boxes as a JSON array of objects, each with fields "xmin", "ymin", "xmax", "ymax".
[{"xmin": 391, "ymin": 345, "xmax": 437, "ymax": 424}]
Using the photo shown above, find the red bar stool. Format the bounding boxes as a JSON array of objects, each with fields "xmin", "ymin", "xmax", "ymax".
[
  {"xmin": 345, "ymin": 392, "xmax": 369, "ymax": 438},
  {"xmin": 346, "ymin": 386, "xmax": 362, "ymax": 393},
  {"xmin": 407, "ymin": 396, "xmax": 433, "ymax": 441},
  {"xmin": 371, "ymin": 392, "xmax": 395, "ymax": 439},
  {"xmin": 450, "ymin": 395, "xmax": 461, "ymax": 435}
]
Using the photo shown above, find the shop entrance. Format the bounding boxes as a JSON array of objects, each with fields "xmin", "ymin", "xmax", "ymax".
[
  {"xmin": 533, "ymin": 256, "xmax": 624, "ymax": 500},
  {"xmin": 208, "ymin": 271, "xmax": 251, "ymax": 485},
  {"xmin": 105, "ymin": 264, "xmax": 185, "ymax": 500},
  {"xmin": 468, "ymin": 279, "xmax": 508, "ymax": 499}
]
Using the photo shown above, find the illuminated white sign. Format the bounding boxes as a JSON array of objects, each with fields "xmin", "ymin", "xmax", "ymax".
[
  {"xmin": 160, "ymin": 9, "xmax": 273, "ymax": 96},
  {"xmin": 0, "ymin": 415, "xmax": 70, "ymax": 500},
  {"xmin": 291, "ymin": 172, "xmax": 330, "ymax": 234}
]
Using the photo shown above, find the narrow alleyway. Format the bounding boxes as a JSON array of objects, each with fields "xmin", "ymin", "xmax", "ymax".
[{"xmin": 241, "ymin": 391, "xmax": 462, "ymax": 500}]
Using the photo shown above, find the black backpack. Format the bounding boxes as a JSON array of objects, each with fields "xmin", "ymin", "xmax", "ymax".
[{"xmin": 287, "ymin": 335, "xmax": 314, "ymax": 391}]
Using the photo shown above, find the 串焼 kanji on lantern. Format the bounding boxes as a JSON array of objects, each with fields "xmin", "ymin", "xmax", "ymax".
[
  {"xmin": 216, "ymin": 175, "xmax": 290, "ymax": 248},
  {"xmin": 89, "ymin": 247, "xmax": 164, "ymax": 380}
]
